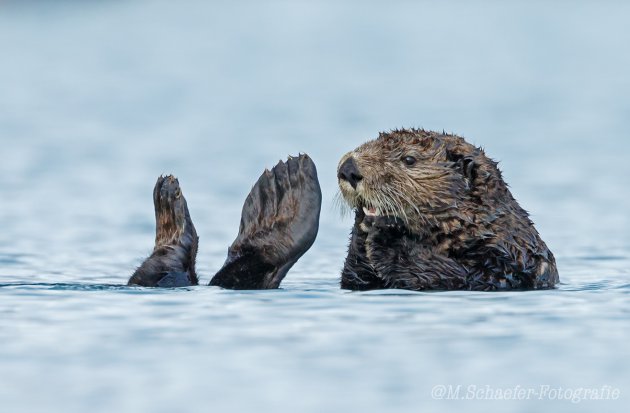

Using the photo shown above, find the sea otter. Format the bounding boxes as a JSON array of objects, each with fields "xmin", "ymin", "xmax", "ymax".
[
  {"xmin": 129, "ymin": 129, "xmax": 558, "ymax": 291},
  {"xmin": 129, "ymin": 154, "xmax": 322, "ymax": 289},
  {"xmin": 337, "ymin": 128, "xmax": 559, "ymax": 291}
]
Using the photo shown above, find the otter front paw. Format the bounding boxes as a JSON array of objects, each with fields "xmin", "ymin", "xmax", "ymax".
[{"xmin": 362, "ymin": 215, "xmax": 408, "ymax": 236}]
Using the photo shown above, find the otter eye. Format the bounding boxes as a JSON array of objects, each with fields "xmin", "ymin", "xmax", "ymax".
[{"xmin": 402, "ymin": 156, "xmax": 417, "ymax": 166}]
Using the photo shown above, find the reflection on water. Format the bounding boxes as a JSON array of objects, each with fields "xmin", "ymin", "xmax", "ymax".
[{"xmin": 0, "ymin": 1, "xmax": 628, "ymax": 413}]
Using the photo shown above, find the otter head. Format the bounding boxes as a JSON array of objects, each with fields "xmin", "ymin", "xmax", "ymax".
[{"xmin": 337, "ymin": 129, "xmax": 503, "ymax": 234}]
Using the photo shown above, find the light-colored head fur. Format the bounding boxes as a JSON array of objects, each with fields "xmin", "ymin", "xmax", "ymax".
[{"xmin": 337, "ymin": 128, "xmax": 506, "ymax": 234}]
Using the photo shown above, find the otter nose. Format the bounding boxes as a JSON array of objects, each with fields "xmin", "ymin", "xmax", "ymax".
[{"xmin": 338, "ymin": 157, "xmax": 363, "ymax": 189}]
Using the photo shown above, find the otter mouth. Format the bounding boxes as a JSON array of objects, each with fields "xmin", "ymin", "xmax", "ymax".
[
  {"xmin": 362, "ymin": 206, "xmax": 381, "ymax": 217},
  {"xmin": 339, "ymin": 189, "xmax": 408, "ymax": 228},
  {"xmin": 354, "ymin": 200, "xmax": 388, "ymax": 222}
]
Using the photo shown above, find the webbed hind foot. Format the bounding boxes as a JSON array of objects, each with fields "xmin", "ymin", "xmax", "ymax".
[
  {"xmin": 128, "ymin": 175, "xmax": 199, "ymax": 287},
  {"xmin": 210, "ymin": 154, "xmax": 322, "ymax": 289}
]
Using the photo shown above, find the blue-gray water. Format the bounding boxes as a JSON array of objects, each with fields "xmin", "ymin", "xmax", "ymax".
[{"xmin": 1, "ymin": 1, "xmax": 628, "ymax": 412}]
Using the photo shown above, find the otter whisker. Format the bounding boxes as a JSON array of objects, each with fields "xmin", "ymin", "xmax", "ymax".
[
  {"xmin": 333, "ymin": 190, "xmax": 353, "ymax": 218},
  {"xmin": 367, "ymin": 188, "xmax": 409, "ymax": 224},
  {"xmin": 397, "ymin": 190, "xmax": 421, "ymax": 217},
  {"xmin": 412, "ymin": 172, "xmax": 452, "ymax": 182},
  {"xmin": 382, "ymin": 186, "xmax": 407, "ymax": 215},
  {"xmin": 376, "ymin": 189, "xmax": 400, "ymax": 217},
  {"xmin": 381, "ymin": 185, "xmax": 414, "ymax": 224}
]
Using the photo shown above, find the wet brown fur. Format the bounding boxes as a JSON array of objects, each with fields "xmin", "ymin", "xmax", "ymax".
[{"xmin": 338, "ymin": 128, "xmax": 559, "ymax": 291}]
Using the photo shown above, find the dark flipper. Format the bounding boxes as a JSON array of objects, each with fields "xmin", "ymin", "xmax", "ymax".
[
  {"xmin": 128, "ymin": 175, "xmax": 199, "ymax": 287},
  {"xmin": 210, "ymin": 154, "xmax": 322, "ymax": 289}
]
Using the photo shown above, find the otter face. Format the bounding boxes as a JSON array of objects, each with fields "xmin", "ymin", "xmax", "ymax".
[{"xmin": 337, "ymin": 129, "xmax": 482, "ymax": 233}]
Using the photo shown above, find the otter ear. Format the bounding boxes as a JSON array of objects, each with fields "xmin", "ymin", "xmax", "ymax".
[
  {"xmin": 445, "ymin": 140, "xmax": 501, "ymax": 192},
  {"xmin": 445, "ymin": 142, "xmax": 478, "ymax": 188}
]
